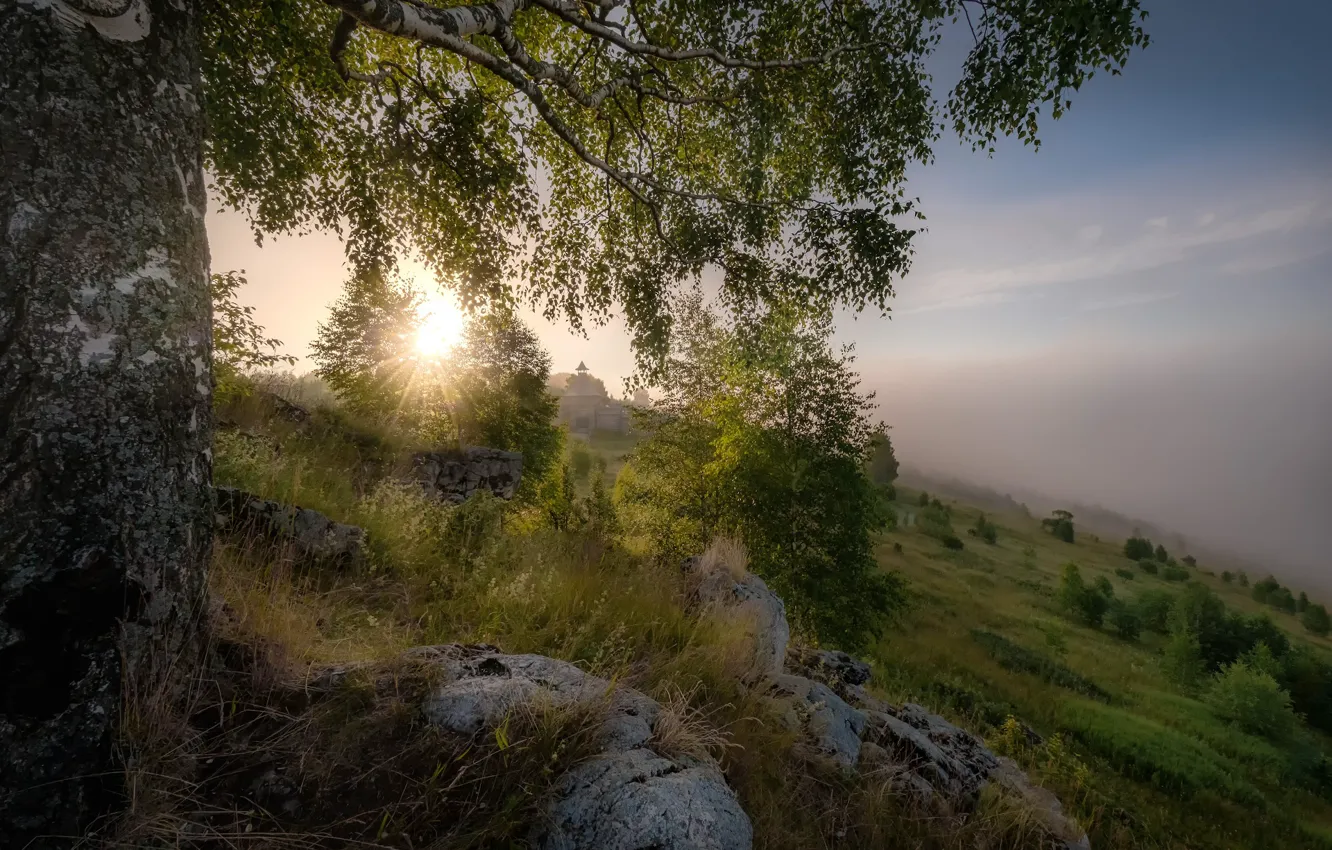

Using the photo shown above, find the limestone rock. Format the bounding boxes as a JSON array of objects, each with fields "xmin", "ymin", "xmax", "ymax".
[
  {"xmin": 764, "ymin": 673, "xmax": 866, "ymax": 768},
  {"xmin": 410, "ymin": 447, "xmax": 524, "ymax": 503},
  {"xmin": 408, "ymin": 645, "xmax": 752, "ymax": 850},
  {"xmin": 215, "ymin": 486, "xmax": 365, "ymax": 569},
  {"xmin": 686, "ymin": 556, "xmax": 790, "ymax": 681},
  {"xmin": 541, "ymin": 748, "xmax": 753, "ymax": 850},
  {"xmin": 786, "ymin": 646, "xmax": 872, "ymax": 698}
]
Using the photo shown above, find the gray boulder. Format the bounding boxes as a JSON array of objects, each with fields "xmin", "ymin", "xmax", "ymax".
[
  {"xmin": 408, "ymin": 645, "xmax": 752, "ymax": 850},
  {"xmin": 214, "ymin": 486, "xmax": 365, "ymax": 569},
  {"xmin": 686, "ymin": 556, "xmax": 790, "ymax": 681},
  {"xmin": 542, "ymin": 749, "xmax": 753, "ymax": 850},
  {"xmin": 764, "ymin": 673, "xmax": 866, "ymax": 768},
  {"xmin": 411, "ymin": 447, "xmax": 524, "ymax": 503}
]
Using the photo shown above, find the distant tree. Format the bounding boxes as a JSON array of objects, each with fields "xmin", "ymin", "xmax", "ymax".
[
  {"xmin": 1270, "ymin": 587, "xmax": 1297, "ymax": 613},
  {"xmin": 310, "ymin": 268, "xmax": 422, "ymax": 419},
  {"xmin": 1043, "ymin": 510, "xmax": 1076, "ymax": 543},
  {"xmin": 919, "ymin": 491, "xmax": 930, "ymax": 508},
  {"xmin": 1138, "ymin": 558, "xmax": 1159, "ymax": 575},
  {"xmin": 1239, "ymin": 571, "xmax": 1250, "ymax": 588},
  {"xmin": 1221, "ymin": 570, "xmax": 1234, "ymax": 583},
  {"xmin": 970, "ymin": 513, "xmax": 998, "ymax": 544},
  {"xmin": 1116, "ymin": 567, "xmax": 1136, "ymax": 582},
  {"xmin": 931, "ymin": 497, "xmax": 947, "ymax": 512},
  {"xmin": 1182, "ymin": 555, "xmax": 1198, "ymax": 568},
  {"xmin": 1252, "ymin": 576, "xmax": 1282, "ymax": 605},
  {"xmin": 1303, "ymin": 604, "xmax": 1331, "ymax": 637},
  {"xmin": 449, "ymin": 313, "xmax": 563, "ymax": 489},
  {"xmin": 1124, "ymin": 536, "xmax": 1154, "ymax": 561},
  {"xmin": 1297, "ymin": 591, "xmax": 1310, "ymax": 613},
  {"xmin": 1154, "ymin": 543, "xmax": 1169, "ymax": 562},
  {"xmin": 866, "ymin": 429, "xmax": 900, "ymax": 487}
]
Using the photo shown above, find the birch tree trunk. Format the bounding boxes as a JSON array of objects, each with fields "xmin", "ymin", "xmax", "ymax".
[{"xmin": 0, "ymin": 0, "xmax": 211, "ymax": 844}]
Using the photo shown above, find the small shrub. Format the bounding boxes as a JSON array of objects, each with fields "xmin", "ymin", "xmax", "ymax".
[
  {"xmin": 1154, "ymin": 543, "xmax": 1170, "ymax": 562},
  {"xmin": 1162, "ymin": 565, "xmax": 1190, "ymax": 582},
  {"xmin": 1222, "ymin": 570, "xmax": 1234, "ymax": 583},
  {"xmin": 1206, "ymin": 661, "xmax": 1300, "ymax": 742},
  {"xmin": 1137, "ymin": 558, "xmax": 1159, "ymax": 575},
  {"xmin": 941, "ymin": 534, "xmax": 964, "ymax": 551},
  {"xmin": 1182, "ymin": 555, "xmax": 1197, "ymax": 568},
  {"xmin": 1115, "ymin": 567, "xmax": 1136, "ymax": 581}
]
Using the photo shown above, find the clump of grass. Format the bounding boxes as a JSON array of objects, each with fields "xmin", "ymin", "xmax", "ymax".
[{"xmin": 971, "ymin": 629, "xmax": 1111, "ymax": 702}]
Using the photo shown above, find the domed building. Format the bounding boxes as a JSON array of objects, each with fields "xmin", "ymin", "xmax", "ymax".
[{"xmin": 556, "ymin": 362, "xmax": 631, "ymax": 435}]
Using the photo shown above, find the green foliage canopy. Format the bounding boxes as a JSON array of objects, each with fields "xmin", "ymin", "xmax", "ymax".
[
  {"xmin": 203, "ymin": 0, "xmax": 1150, "ymax": 377},
  {"xmin": 618, "ymin": 295, "xmax": 902, "ymax": 649}
]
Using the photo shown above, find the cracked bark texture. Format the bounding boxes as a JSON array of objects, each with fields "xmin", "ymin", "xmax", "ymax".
[{"xmin": 0, "ymin": 0, "xmax": 210, "ymax": 844}]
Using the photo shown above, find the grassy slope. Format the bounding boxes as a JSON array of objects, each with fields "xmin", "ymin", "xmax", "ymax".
[
  {"xmin": 206, "ymin": 397, "xmax": 1332, "ymax": 848},
  {"xmin": 871, "ymin": 488, "xmax": 1332, "ymax": 849}
]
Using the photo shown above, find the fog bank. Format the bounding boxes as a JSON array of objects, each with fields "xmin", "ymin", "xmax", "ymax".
[{"xmin": 865, "ymin": 331, "xmax": 1332, "ymax": 588}]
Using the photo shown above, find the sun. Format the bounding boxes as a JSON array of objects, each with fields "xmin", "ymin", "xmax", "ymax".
[{"xmin": 415, "ymin": 296, "xmax": 465, "ymax": 359}]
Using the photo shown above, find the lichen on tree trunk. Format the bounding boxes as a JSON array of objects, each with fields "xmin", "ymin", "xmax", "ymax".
[{"xmin": 0, "ymin": 0, "xmax": 211, "ymax": 844}]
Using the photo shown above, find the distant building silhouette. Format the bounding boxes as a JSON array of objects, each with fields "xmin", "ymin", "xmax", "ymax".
[{"xmin": 556, "ymin": 362, "xmax": 631, "ymax": 434}]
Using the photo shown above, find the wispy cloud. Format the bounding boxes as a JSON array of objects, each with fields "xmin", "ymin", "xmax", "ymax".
[
  {"xmin": 905, "ymin": 196, "xmax": 1328, "ymax": 312},
  {"xmin": 1079, "ymin": 290, "xmax": 1179, "ymax": 312}
]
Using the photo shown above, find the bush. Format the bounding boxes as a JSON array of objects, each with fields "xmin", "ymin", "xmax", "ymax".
[
  {"xmin": 1137, "ymin": 558, "xmax": 1159, "ymax": 575},
  {"xmin": 1238, "ymin": 571, "xmax": 1249, "ymax": 587},
  {"xmin": 941, "ymin": 534, "xmax": 964, "ymax": 550},
  {"xmin": 1206, "ymin": 661, "xmax": 1300, "ymax": 742},
  {"xmin": 1162, "ymin": 565, "xmax": 1190, "ymax": 582},
  {"xmin": 1109, "ymin": 601, "xmax": 1142, "ymax": 641},
  {"xmin": 1115, "ymin": 567, "xmax": 1136, "ymax": 581},
  {"xmin": 1182, "ymin": 555, "xmax": 1197, "ymax": 568},
  {"xmin": 918, "ymin": 491, "xmax": 930, "ymax": 507},
  {"xmin": 1303, "ymin": 603, "xmax": 1331, "ymax": 636},
  {"xmin": 1154, "ymin": 543, "xmax": 1170, "ymax": 562},
  {"xmin": 1222, "ymin": 570, "xmax": 1234, "ymax": 583}
]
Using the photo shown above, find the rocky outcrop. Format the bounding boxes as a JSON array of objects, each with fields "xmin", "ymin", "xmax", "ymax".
[
  {"xmin": 409, "ymin": 645, "xmax": 753, "ymax": 850},
  {"xmin": 686, "ymin": 555, "xmax": 790, "ymax": 681},
  {"xmin": 697, "ymin": 558, "xmax": 1089, "ymax": 848},
  {"xmin": 215, "ymin": 486, "xmax": 366, "ymax": 569},
  {"xmin": 410, "ymin": 447, "xmax": 524, "ymax": 503}
]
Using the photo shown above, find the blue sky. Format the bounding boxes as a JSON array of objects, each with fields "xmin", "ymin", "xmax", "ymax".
[{"xmin": 213, "ymin": 0, "xmax": 1332, "ymax": 577}]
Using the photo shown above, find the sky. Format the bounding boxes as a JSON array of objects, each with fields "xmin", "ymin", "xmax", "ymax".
[{"xmin": 210, "ymin": 0, "xmax": 1332, "ymax": 582}]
